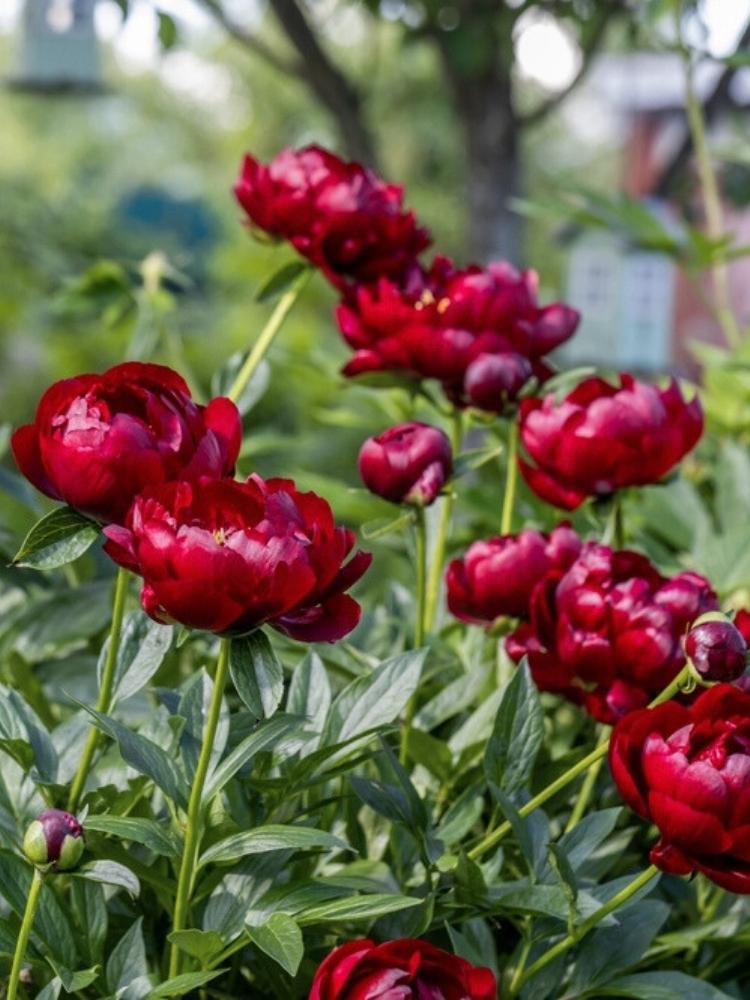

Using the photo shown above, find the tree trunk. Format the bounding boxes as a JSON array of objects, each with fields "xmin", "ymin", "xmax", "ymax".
[
  {"xmin": 461, "ymin": 85, "xmax": 522, "ymax": 263},
  {"xmin": 434, "ymin": 26, "xmax": 522, "ymax": 265}
]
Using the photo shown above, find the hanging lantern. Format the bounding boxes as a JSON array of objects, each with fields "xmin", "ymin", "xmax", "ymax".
[{"xmin": 11, "ymin": 0, "xmax": 102, "ymax": 93}]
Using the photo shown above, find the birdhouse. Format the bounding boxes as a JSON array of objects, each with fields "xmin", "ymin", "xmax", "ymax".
[
  {"xmin": 560, "ymin": 229, "xmax": 676, "ymax": 374},
  {"xmin": 12, "ymin": 0, "xmax": 101, "ymax": 92}
]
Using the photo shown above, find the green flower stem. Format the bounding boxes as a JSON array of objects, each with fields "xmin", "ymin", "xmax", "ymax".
[
  {"xmin": 678, "ymin": 6, "xmax": 742, "ymax": 350},
  {"xmin": 469, "ymin": 665, "xmax": 691, "ymax": 861},
  {"xmin": 400, "ymin": 507, "xmax": 427, "ymax": 764},
  {"xmin": 500, "ymin": 419, "xmax": 519, "ymax": 536},
  {"xmin": 227, "ymin": 269, "xmax": 312, "ymax": 403},
  {"xmin": 424, "ymin": 410, "xmax": 464, "ymax": 630},
  {"xmin": 67, "ymin": 567, "xmax": 130, "ymax": 812},
  {"xmin": 509, "ymin": 864, "xmax": 659, "ymax": 996},
  {"xmin": 168, "ymin": 637, "xmax": 231, "ymax": 979},
  {"xmin": 8, "ymin": 867, "xmax": 44, "ymax": 1000},
  {"xmin": 564, "ymin": 727, "xmax": 610, "ymax": 833}
]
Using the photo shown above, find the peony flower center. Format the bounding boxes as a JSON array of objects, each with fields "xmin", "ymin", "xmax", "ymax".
[{"xmin": 53, "ymin": 396, "xmax": 110, "ymax": 447}]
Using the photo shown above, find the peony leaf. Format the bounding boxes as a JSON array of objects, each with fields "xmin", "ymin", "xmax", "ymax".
[
  {"xmin": 13, "ymin": 505, "xmax": 99, "ymax": 570},
  {"xmin": 255, "ymin": 260, "xmax": 310, "ymax": 303},
  {"xmin": 199, "ymin": 824, "xmax": 351, "ymax": 867},
  {"xmin": 247, "ymin": 913, "xmax": 304, "ymax": 976},
  {"xmin": 229, "ymin": 631, "xmax": 284, "ymax": 720},
  {"xmin": 485, "ymin": 659, "xmax": 543, "ymax": 794}
]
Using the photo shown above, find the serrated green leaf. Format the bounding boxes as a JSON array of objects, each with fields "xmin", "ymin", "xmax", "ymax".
[
  {"xmin": 13, "ymin": 506, "xmax": 99, "ymax": 570},
  {"xmin": 200, "ymin": 824, "xmax": 351, "ymax": 866},
  {"xmin": 247, "ymin": 913, "xmax": 303, "ymax": 976}
]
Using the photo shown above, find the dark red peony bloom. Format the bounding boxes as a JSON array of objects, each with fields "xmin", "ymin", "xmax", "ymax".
[
  {"xmin": 685, "ymin": 613, "xmax": 748, "ymax": 682},
  {"xmin": 358, "ymin": 421, "xmax": 452, "ymax": 507},
  {"xmin": 12, "ymin": 362, "xmax": 242, "ymax": 525},
  {"xmin": 338, "ymin": 258, "xmax": 578, "ymax": 408},
  {"xmin": 506, "ymin": 543, "xmax": 718, "ymax": 724},
  {"xmin": 609, "ymin": 684, "xmax": 750, "ymax": 893},
  {"xmin": 309, "ymin": 938, "xmax": 497, "ymax": 1000},
  {"xmin": 103, "ymin": 476, "xmax": 371, "ymax": 642},
  {"xmin": 234, "ymin": 146, "xmax": 430, "ymax": 288},
  {"xmin": 447, "ymin": 524, "xmax": 581, "ymax": 625},
  {"xmin": 519, "ymin": 374, "xmax": 704, "ymax": 510}
]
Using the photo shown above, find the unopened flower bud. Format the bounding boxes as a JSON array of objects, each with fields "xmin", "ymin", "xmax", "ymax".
[
  {"xmin": 358, "ymin": 421, "xmax": 452, "ymax": 507},
  {"xmin": 686, "ymin": 612, "xmax": 748, "ymax": 682},
  {"xmin": 23, "ymin": 809, "xmax": 84, "ymax": 871},
  {"xmin": 463, "ymin": 352, "xmax": 532, "ymax": 412}
]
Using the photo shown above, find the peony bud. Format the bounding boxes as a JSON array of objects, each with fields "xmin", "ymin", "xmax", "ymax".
[
  {"xmin": 686, "ymin": 612, "xmax": 748, "ymax": 682},
  {"xmin": 463, "ymin": 352, "xmax": 532, "ymax": 412},
  {"xmin": 23, "ymin": 809, "xmax": 84, "ymax": 871},
  {"xmin": 358, "ymin": 421, "xmax": 452, "ymax": 507}
]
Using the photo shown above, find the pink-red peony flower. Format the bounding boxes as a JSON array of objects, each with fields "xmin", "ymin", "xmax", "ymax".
[
  {"xmin": 447, "ymin": 524, "xmax": 582, "ymax": 625},
  {"xmin": 519, "ymin": 374, "xmax": 704, "ymax": 510},
  {"xmin": 358, "ymin": 421, "xmax": 452, "ymax": 507},
  {"xmin": 234, "ymin": 146, "xmax": 430, "ymax": 288},
  {"xmin": 12, "ymin": 363, "xmax": 241, "ymax": 525},
  {"xmin": 338, "ymin": 258, "xmax": 578, "ymax": 409},
  {"xmin": 102, "ymin": 475, "xmax": 371, "ymax": 642},
  {"xmin": 309, "ymin": 938, "xmax": 497, "ymax": 1000},
  {"xmin": 609, "ymin": 684, "xmax": 750, "ymax": 893},
  {"xmin": 506, "ymin": 543, "xmax": 718, "ymax": 724},
  {"xmin": 686, "ymin": 613, "xmax": 748, "ymax": 682}
]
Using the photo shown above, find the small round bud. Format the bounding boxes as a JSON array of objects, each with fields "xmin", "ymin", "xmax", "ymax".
[
  {"xmin": 23, "ymin": 809, "xmax": 84, "ymax": 871},
  {"xmin": 358, "ymin": 421, "xmax": 452, "ymax": 507},
  {"xmin": 463, "ymin": 352, "xmax": 532, "ymax": 412},
  {"xmin": 686, "ymin": 612, "xmax": 748, "ymax": 682}
]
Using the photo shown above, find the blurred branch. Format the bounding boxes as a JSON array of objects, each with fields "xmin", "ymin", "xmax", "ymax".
[
  {"xmin": 196, "ymin": 0, "xmax": 296, "ymax": 76},
  {"xmin": 267, "ymin": 0, "xmax": 378, "ymax": 166},
  {"xmin": 519, "ymin": 3, "xmax": 623, "ymax": 127},
  {"xmin": 197, "ymin": 0, "xmax": 378, "ymax": 166},
  {"xmin": 653, "ymin": 16, "xmax": 750, "ymax": 198}
]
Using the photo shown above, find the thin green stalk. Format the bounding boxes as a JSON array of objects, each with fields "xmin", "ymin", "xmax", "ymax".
[
  {"xmin": 500, "ymin": 420, "xmax": 519, "ymax": 536},
  {"xmin": 469, "ymin": 665, "xmax": 691, "ymax": 861},
  {"xmin": 678, "ymin": 6, "xmax": 741, "ymax": 349},
  {"xmin": 8, "ymin": 867, "xmax": 44, "ymax": 1000},
  {"xmin": 509, "ymin": 864, "xmax": 659, "ymax": 995},
  {"xmin": 67, "ymin": 567, "xmax": 130, "ymax": 812},
  {"xmin": 564, "ymin": 727, "xmax": 610, "ymax": 833},
  {"xmin": 168, "ymin": 637, "xmax": 232, "ymax": 979},
  {"xmin": 424, "ymin": 410, "xmax": 464, "ymax": 630},
  {"xmin": 227, "ymin": 269, "xmax": 312, "ymax": 403},
  {"xmin": 400, "ymin": 508, "xmax": 427, "ymax": 764}
]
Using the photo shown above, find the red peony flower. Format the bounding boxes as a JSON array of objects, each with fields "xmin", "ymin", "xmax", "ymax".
[
  {"xmin": 609, "ymin": 684, "xmax": 750, "ymax": 893},
  {"xmin": 358, "ymin": 421, "xmax": 452, "ymax": 507},
  {"xmin": 309, "ymin": 938, "xmax": 497, "ymax": 1000},
  {"xmin": 12, "ymin": 362, "xmax": 241, "ymax": 525},
  {"xmin": 338, "ymin": 257, "xmax": 578, "ymax": 409},
  {"xmin": 102, "ymin": 476, "xmax": 371, "ymax": 641},
  {"xmin": 447, "ymin": 524, "xmax": 581, "ymax": 625},
  {"xmin": 519, "ymin": 374, "xmax": 704, "ymax": 510},
  {"xmin": 234, "ymin": 146, "xmax": 430, "ymax": 288},
  {"xmin": 506, "ymin": 543, "xmax": 718, "ymax": 724},
  {"xmin": 23, "ymin": 809, "xmax": 84, "ymax": 871}
]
